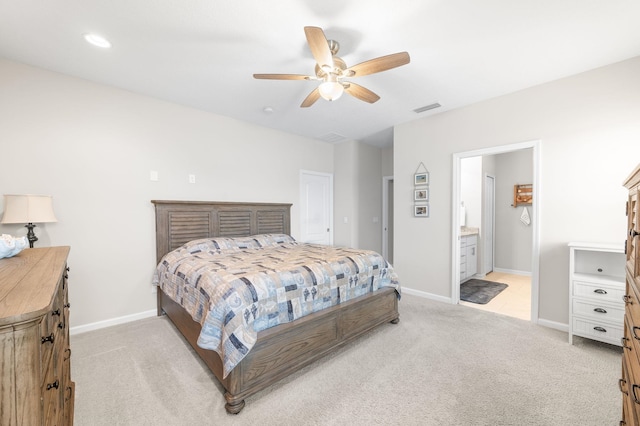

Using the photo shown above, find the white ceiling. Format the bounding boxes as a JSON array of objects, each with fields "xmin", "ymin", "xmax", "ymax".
[{"xmin": 1, "ymin": 0, "xmax": 639, "ymax": 148}]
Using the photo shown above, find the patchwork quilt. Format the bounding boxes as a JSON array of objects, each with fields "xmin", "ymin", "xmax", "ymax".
[{"xmin": 153, "ymin": 234, "xmax": 400, "ymax": 378}]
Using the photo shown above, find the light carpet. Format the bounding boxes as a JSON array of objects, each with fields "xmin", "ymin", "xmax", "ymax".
[{"xmin": 71, "ymin": 294, "xmax": 622, "ymax": 425}]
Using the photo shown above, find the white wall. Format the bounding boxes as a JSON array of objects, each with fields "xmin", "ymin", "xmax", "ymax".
[
  {"xmin": 493, "ymin": 150, "xmax": 533, "ymax": 273},
  {"xmin": 334, "ymin": 141, "xmax": 358, "ymax": 248},
  {"xmin": 381, "ymin": 147, "xmax": 393, "ymax": 177},
  {"xmin": 333, "ymin": 140, "xmax": 384, "ymax": 252},
  {"xmin": 460, "ymin": 156, "xmax": 482, "ymax": 228},
  {"xmin": 394, "ymin": 56, "xmax": 640, "ymax": 325},
  {"xmin": 0, "ymin": 59, "xmax": 334, "ymax": 329}
]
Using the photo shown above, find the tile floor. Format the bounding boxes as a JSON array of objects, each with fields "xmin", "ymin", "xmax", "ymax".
[{"xmin": 460, "ymin": 271, "xmax": 531, "ymax": 320}]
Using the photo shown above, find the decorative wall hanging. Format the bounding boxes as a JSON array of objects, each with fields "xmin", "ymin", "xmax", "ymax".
[
  {"xmin": 511, "ymin": 183, "xmax": 533, "ymax": 207},
  {"xmin": 414, "ymin": 162, "xmax": 429, "ymax": 217},
  {"xmin": 414, "ymin": 205, "xmax": 429, "ymax": 217},
  {"xmin": 414, "ymin": 172, "xmax": 429, "ymax": 186},
  {"xmin": 414, "ymin": 188, "xmax": 429, "ymax": 201}
]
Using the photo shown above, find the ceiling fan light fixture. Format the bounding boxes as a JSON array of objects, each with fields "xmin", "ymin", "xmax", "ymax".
[{"xmin": 319, "ymin": 73, "xmax": 344, "ymax": 101}]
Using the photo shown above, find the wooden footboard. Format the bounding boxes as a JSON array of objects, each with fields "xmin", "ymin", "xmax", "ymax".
[{"xmin": 158, "ymin": 286, "xmax": 399, "ymax": 414}]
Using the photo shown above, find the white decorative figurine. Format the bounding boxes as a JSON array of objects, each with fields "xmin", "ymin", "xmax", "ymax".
[{"xmin": 0, "ymin": 234, "xmax": 28, "ymax": 258}]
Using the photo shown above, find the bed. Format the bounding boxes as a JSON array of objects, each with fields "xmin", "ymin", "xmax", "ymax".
[{"xmin": 152, "ymin": 200, "xmax": 400, "ymax": 414}]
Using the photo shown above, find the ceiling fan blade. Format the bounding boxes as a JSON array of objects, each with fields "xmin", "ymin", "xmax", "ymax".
[
  {"xmin": 304, "ymin": 26, "xmax": 333, "ymax": 70},
  {"xmin": 253, "ymin": 73, "xmax": 310, "ymax": 80},
  {"xmin": 300, "ymin": 88, "xmax": 321, "ymax": 108},
  {"xmin": 346, "ymin": 52, "xmax": 410, "ymax": 77},
  {"xmin": 344, "ymin": 83, "xmax": 380, "ymax": 104}
]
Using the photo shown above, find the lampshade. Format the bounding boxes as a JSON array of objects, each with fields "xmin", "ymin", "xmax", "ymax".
[{"xmin": 1, "ymin": 194, "xmax": 57, "ymax": 224}]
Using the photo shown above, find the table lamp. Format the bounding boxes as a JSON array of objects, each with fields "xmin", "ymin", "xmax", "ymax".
[{"xmin": 1, "ymin": 194, "xmax": 57, "ymax": 248}]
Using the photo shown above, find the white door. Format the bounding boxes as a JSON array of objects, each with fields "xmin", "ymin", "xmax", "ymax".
[
  {"xmin": 300, "ymin": 170, "xmax": 333, "ymax": 245},
  {"xmin": 483, "ymin": 174, "xmax": 495, "ymax": 274}
]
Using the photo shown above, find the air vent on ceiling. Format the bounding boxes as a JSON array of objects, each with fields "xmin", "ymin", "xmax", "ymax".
[
  {"xmin": 319, "ymin": 132, "xmax": 347, "ymax": 143},
  {"xmin": 413, "ymin": 103, "xmax": 441, "ymax": 113}
]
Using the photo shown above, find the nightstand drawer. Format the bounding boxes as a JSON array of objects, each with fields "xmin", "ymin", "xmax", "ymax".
[
  {"xmin": 572, "ymin": 280, "xmax": 625, "ymax": 305},
  {"xmin": 572, "ymin": 299, "xmax": 624, "ymax": 323},
  {"xmin": 572, "ymin": 317, "xmax": 623, "ymax": 345}
]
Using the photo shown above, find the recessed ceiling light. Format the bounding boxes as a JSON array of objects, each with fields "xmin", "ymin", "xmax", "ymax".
[{"xmin": 84, "ymin": 33, "xmax": 111, "ymax": 48}]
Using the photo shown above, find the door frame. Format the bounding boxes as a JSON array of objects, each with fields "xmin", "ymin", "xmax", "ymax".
[
  {"xmin": 483, "ymin": 173, "xmax": 495, "ymax": 275},
  {"xmin": 382, "ymin": 176, "xmax": 394, "ymax": 261},
  {"xmin": 451, "ymin": 140, "xmax": 541, "ymax": 323}
]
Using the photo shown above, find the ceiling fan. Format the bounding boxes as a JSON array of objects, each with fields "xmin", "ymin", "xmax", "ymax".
[{"xmin": 253, "ymin": 26, "xmax": 410, "ymax": 108}]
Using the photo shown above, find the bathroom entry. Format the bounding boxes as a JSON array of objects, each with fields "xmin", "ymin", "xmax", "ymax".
[{"xmin": 453, "ymin": 142, "xmax": 539, "ymax": 322}]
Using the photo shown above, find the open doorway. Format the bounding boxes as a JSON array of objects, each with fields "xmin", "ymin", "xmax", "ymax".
[{"xmin": 452, "ymin": 141, "xmax": 540, "ymax": 323}]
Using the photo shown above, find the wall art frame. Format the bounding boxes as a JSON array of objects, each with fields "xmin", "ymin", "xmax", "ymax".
[
  {"xmin": 414, "ymin": 204, "xmax": 429, "ymax": 217},
  {"xmin": 414, "ymin": 188, "xmax": 429, "ymax": 201}
]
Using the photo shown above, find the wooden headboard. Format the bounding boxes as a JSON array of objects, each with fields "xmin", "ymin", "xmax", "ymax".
[{"xmin": 151, "ymin": 200, "xmax": 292, "ymax": 263}]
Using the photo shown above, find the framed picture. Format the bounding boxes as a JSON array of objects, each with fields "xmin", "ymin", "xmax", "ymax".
[
  {"xmin": 414, "ymin": 188, "xmax": 429, "ymax": 201},
  {"xmin": 414, "ymin": 172, "xmax": 429, "ymax": 186},
  {"xmin": 414, "ymin": 204, "xmax": 429, "ymax": 217}
]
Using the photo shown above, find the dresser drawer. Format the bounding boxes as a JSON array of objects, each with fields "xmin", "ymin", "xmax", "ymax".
[
  {"xmin": 572, "ymin": 280, "xmax": 625, "ymax": 305},
  {"xmin": 626, "ymin": 276, "xmax": 640, "ymax": 335},
  {"xmin": 623, "ymin": 318, "xmax": 640, "ymax": 422},
  {"xmin": 39, "ymin": 278, "xmax": 65, "ymax": 376},
  {"xmin": 622, "ymin": 356, "xmax": 639, "ymax": 426},
  {"xmin": 572, "ymin": 298, "xmax": 624, "ymax": 323},
  {"xmin": 572, "ymin": 317, "xmax": 623, "ymax": 345}
]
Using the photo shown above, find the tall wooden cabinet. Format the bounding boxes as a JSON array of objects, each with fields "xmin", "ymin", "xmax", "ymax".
[
  {"xmin": 0, "ymin": 246, "xmax": 74, "ymax": 425},
  {"xmin": 622, "ymin": 164, "xmax": 640, "ymax": 425}
]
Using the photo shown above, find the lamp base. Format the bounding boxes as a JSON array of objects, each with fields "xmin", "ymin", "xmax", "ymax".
[{"xmin": 25, "ymin": 223, "xmax": 38, "ymax": 248}]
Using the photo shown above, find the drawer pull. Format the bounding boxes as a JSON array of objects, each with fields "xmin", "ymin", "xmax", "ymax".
[
  {"xmin": 624, "ymin": 295, "xmax": 633, "ymax": 304},
  {"xmin": 52, "ymin": 309, "xmax": 61, "ymax": 317},
  {"xmin": 593, "ymin": 289, "xmax": 607, "ymax": 295},
  {"xmin": 630, "ymin": 229, "xmax": 640, "ymax": 238},
  {"xmin": 41, "ymin": 333, "xmax": 54, "ymax": 344},
  {"xmin": 620, "ymin": 378, "xmax": 629, "ymax": 395},
  {"xmin": 632, "ymin": 327, "xmax": 640, "ymax": 341},
  {"xmin": 64, "ymin": 302, "xmax": 71, "ymax": 309},
  {"xmin": 632, "ymin": 384, "xmax": 640, "ymax": 404},
  {"xmin": 593, "ymin": 308, "xmax": 607, "ymax": 314},
  {"xmin": 46, "ymin": 380, "xmax": 59, "ymax": 391},
  {"xmin": 593, "ymin": 326, "xmax": 607, "ymax": 333},
  {"xmin": 58, "ymin": 321, "xmax": 65, "ymax": 330},
  {"xmin": 622, "ymin": 337, "xmax": 632, "ymax": 350}
]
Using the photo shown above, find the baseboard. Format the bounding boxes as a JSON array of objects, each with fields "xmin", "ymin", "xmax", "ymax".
[
  {"xmin": 403, "ymin": 286, "xmax": 569, "ymax": 333},
  {"xmin": 402, "ymin": 287, "xmax": 452, "ymax": 304},
  {"xmin": 70, "ymin": 309, "xmax": 157, "ymax": 336},
  {"xmin": 493, "ymin": 267, "xmax": 532, "ymax": 277},
  {"xmin": 536, "ymin": 318, "xmax": 568, "ymax": 333}
]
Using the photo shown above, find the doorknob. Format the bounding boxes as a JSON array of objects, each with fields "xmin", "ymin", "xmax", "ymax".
[{"xmin": 326, "ymin": 228, "xmax": 330, "ymax": 232}]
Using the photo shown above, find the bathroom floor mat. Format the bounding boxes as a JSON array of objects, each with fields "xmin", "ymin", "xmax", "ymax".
[{"xmin": 460, "ymin": 279, "xmax": 508, "ymax": 304}]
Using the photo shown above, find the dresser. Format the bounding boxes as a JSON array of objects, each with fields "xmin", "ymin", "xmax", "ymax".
[
  {"xmin": 568, "ymin": 242, "xmax": 625, "ymax": 346},
  {"xmin": 621, "ymin": 163, "xmax": 640, "ymax": 425},
  {"xmin": 0, "ymin": 246, "xmax": 74, "ymax": 425}
]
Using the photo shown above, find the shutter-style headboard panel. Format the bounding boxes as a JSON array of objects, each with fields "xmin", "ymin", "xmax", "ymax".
[{"xmin": 152, "ymin": 200, "xmax": 292, "ymax": 263}]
